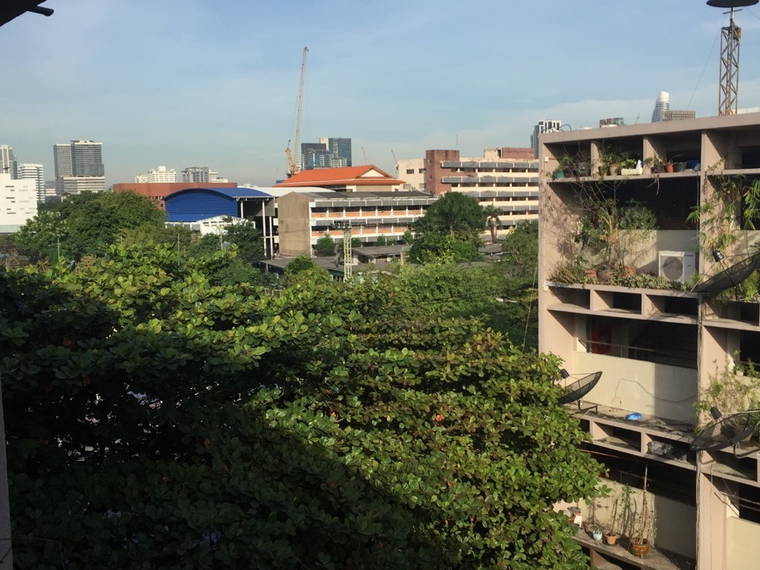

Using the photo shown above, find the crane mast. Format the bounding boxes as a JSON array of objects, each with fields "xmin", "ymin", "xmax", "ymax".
[{"xmin": 286, "ymin": 46, "xmax": 308, "ymax": 177}]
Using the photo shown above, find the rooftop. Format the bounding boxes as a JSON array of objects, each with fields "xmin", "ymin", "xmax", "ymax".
[{"xmin": 275, "ymin": 165, "xmax": 405, "ymax": 187}]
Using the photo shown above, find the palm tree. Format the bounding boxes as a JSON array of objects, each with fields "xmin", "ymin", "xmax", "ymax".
[{"xmin": 483, "ymin": 206, "xmax": 501, "ymax": 244}]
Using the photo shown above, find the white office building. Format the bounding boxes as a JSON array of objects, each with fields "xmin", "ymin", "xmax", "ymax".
[
  {"xmin": 0, "ymin": 145, "xmax": 17, "ymax": 179},
  {"xmin": 135, "ymin": 165, "xmax": 177, "ymax": 183},
  {"xmin": 17, "ymin": 163, "xmax": 45, "ymax": 201},
  {"xmin": 61, "ymin": 176, "xmax": 106, "ymax": 195},
  {"xmin": 652, "ymin": 91, "xmax": 670, "ymax": 122},
  {"xmin": 0, "ymin": 172, "xmax": 37, "ymax": 232},
  {"xmin": 531, "ymin": 120, "xmax": 561, "ymax": 157}
]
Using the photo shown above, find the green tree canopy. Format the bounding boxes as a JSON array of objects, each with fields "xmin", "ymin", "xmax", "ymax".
[
  {"xmin": 14, "ymin": 191, "xmax": 165, "ymax": 261},
  {"xmin": 2, "ymin": 245, "xmax": 598, "ymax": 568},
  {"xmin": 315, "ymin": 234, "xmax": 337, "ymax": 256},
  {"xmin": 415, "ymin": 192, "xmax": 486, "ymax": 238}
]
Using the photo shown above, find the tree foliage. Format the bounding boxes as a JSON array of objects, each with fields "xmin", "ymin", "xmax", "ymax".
[
  {"xmin": 415, "ymin": 192, "xmax": 486, "ymax": 238},
  {"xmin": 315, "ymin": 234, "xmax": 337, "ymax": 257},
  {"xmin": 409, "ymin": 232, "xmax": 481, "ymax": 263},
  {"xmin": 1, "ymin": 245, "xmax": 598, "ymax": 568},
  {"xmin": 14, "ymin": 191, "xmax": 165, "ymax": 261}
]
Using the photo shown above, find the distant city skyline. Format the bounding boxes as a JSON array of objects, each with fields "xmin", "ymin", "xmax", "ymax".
[{"xmin": 3, "ymin": 1, "xmax": 760, "ymax": 186}]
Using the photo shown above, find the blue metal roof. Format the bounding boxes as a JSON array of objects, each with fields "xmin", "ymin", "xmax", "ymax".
[
  {"xmin": 169, "ymin": 186, "xmax": 271, "ymax": 200},
  {"xmin": 165, "ymin": 187, "xmax": 271, "ymax": 223}
]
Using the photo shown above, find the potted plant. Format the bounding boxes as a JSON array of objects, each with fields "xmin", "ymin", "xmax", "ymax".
[
  {"xmin": 604, "ymin": 494, "xmax": 621, "ymax": 545},
  {"xmin": 630, "ymin": 467, "xmax": 656, "ymax": 558},
  {"xmin": 644, "ymin": 156, "xmax": 666, "ymax": 174},
  {"xmin": 664, "ymin": 159, "xmax": 675, "ymax": 173}
]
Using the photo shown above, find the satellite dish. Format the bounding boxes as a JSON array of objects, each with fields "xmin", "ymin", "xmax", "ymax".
[
  {"xmin": 691, "ymin": 408, "xmax": 759, "ymax": 451},
  {"xmin": 692, "ymin": 251, "xmax": 760, "ymax": 295},
  {"xmin": 558, "ymin": 371, "xmax": 603, "ymax": 405},
  {"xmin": 707, "ymin": 0, "xmax": 758, "ymax": 8}
]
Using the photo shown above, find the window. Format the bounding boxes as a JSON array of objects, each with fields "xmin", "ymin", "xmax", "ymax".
[
  {"xmin": 406, "ymin": 169, "xmax": 414, "ymax": 175},
  {"xmin": 418, "ymin": 168, "xmax": 426, "ymax": 173}
]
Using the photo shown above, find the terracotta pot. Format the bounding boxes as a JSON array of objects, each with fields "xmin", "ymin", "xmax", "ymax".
[
  {"xmin": 604, "ymin": 533, "xmax": 619, "ymax": 545},
  {"xmin": 623, "ymin": 265, "xmax": 636, "ymax": 276},
  {"xmin": 584, "ymin": 269, "xmax": 598, "ymax": 281},
  {"xmin": 665, "ymin": 162, "xmax": 675, "ymax": 173},
  {"xmin": 630, "ymin": 540, "xmax": 651, "ymax": 558}
]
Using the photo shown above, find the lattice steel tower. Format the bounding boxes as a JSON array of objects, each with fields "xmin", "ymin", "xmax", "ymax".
[{"xmin": 708, "ymin": 0, "xmax": 758, "ymax": 115}]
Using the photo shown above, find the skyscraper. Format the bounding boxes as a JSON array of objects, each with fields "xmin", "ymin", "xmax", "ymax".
[
  {"xmin": 54, "ymin": 140, "xmax": 105, "ymax": 194},
  {"xmin": 135, "ymin": 165, "xmax": 177, "ymax": 183},
  {"xmin": 301, "ymin": 137, "xmax": 353, "ymax": 170},
  {"xmin": 17, "ymin": 163, "xmax": 45, "ymax": 201},
  {"xmin": 320, "ymin": 137, "xmax": 352, "ymax": 167},
  {"xmin": 0, "ymin": 145, "xmax": 17, "ymax": 178},
  {"xmin": 181, "ymin": 166, "xmax": 210, "ymax": 183},
  {"xmin": 531, "ymin": 120, "xmax": 561, "ymax": 157},
  {"xmin": 71, "ymin": 140, "xmax": 104, "ymax": 176},
  {"xmin": 651, "ymin": 91, "xmax": 670, "ymax": 122}
]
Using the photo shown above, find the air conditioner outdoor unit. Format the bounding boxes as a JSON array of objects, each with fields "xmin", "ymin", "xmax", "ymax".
[{"xmin": 658, "ymin": 250, "xmax": 696, "ymax": 283}]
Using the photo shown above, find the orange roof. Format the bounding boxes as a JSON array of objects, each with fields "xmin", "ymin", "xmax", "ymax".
[{"xmin": 275, "ymin": 164, "xmax": 404, "ymax": 187}]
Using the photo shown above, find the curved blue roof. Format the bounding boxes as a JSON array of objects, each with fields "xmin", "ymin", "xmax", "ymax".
[{"xmin": 165, "ymin": 187, "xmax": 269, "ymax": 222}]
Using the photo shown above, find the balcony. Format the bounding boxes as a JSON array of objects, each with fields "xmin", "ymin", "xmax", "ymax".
[{"xmin": 442, "ymin": 175, "xmax": 538, "ymax": 185}]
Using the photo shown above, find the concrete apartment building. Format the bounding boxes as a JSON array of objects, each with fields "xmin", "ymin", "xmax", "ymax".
[
  {"xmin": 424, "ymin": 147, "xmax": 538, "ymax": 239},
  {"xmin": 538, "ymin": 114, "xmax": 760, "ymax": 569},
  {"xmin": 277, "ymin": 190, "xmax": 434, "ymax": 257},
  {"xmin": 0, "ymin": 172, "xmax": 37, "ymax": 232}
]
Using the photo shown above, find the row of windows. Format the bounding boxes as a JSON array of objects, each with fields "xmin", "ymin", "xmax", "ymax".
[{"xmin": 405, "ymin": 168, "xmax": 426, "ymax": 174}]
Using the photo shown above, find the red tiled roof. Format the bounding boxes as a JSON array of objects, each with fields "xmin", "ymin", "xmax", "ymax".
[{"xmin": 275, "ymin": 165, "xmax": 404, "ymax": 187}]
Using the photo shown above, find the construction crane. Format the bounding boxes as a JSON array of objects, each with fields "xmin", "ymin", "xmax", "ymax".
[{"xmin": 285, "ymin": 47, "xmax": 309, "ymax": 177}]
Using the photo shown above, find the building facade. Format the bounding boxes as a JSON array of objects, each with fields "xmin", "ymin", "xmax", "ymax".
[
  {"xmin": 181, "ymin": 166, "xmax": 210, "ymax": 183},
  {"xmin": 301, "ymin": 137, "xmax": 352, "ymax": 170},
  {"xmin": 0, "ymin": 172, "xmax": 37, "ymax": 232},
  {"xmin": 135, "ymin": 165, "xmax": 177, "ymax": 183},
  {"xmin": 54, "ymin": 140, "xmax": 105, "ymax": 193},
  {"xmin": 17, "ymin": 163, "xmax": 44, "ymax": 201},
  {"xmin": 532, "ymin": 120, "xmax": 561, "ymax": 157},
  {"xmin": 0, "ymin": 145, "xmax": 17, "ymax": 178},
  {"xmin": 539, "ymin": 113, "xmax": 760, "ymax": 569},
  {"xmin": 652, "ymin": 91, "xmax": 670, "ymax": 122},
  {"xmin": 396, "ymin": 158, "xmax": 426, "ymax": 191},
  {"xmin": 424, "ymin": 147, "xmax": 538, "ymax": 239},
  {"xmin": 277, "ymin": 190, "xmax": 434, "ymax": 257}
]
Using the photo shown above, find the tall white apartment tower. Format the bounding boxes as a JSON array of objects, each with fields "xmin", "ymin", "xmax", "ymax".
[
  {"xmin": 652, "ymin": 91, "xmax": 671, "ymax": 122},
  {"xmin": 17, "ymin": 163, "xmax": 45, "ymax": 201}
]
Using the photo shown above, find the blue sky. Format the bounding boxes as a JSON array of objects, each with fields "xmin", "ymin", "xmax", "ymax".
[{"xmin": 3, "ymin": 0, "xmax": 760, "ymax": 185}]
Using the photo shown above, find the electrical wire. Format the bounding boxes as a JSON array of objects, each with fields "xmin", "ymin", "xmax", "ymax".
[{"xmin": 688, "ymin": 30, "xmax": 720, "ymax": 109}]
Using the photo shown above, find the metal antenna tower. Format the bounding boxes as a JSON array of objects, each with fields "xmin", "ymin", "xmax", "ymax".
[
  {"xmin": 333, "ymin": 221, "xmax": 352, "ymax": 280},
  {"xmin": 707, "ymin": 0, "xmax": 758, "ymax": 115}
]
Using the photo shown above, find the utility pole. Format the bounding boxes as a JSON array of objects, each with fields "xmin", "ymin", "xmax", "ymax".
[{"xmin": 333, "ymin": 221, "xmax": 352, "ymax": 280}]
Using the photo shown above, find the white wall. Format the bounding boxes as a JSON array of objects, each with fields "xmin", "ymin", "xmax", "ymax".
[
  {"xmin": 727, "ymin": 517, "xmax": 760, "ymax": 570},
  {"xmin": 570, "ymin": 352, "xmax": 697, "ymax": 423},
  {"xmin": 0, "ymin": 173, "xmax": 37, "ymax": 231}
]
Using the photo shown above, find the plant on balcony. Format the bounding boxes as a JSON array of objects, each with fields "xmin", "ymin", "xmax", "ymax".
[
  {"xmin": 629, "ymin": 467, "xmax": 656, "ymax": 558},
  {"xmin": 696, "ymin": 362, "xmax": 760, "ymax": 421},
  {"xmin": 573, "ymin": 197, "xmax": 657, "ymax": 277},
  {"xmin": 604, "ymin": 494, "xmax": 622, "ymax": 545}
]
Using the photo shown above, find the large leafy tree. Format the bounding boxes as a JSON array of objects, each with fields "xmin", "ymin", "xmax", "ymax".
[
  {"xmin": 2, "ymin": 245, "xmax": 598, "ymax": 568},
  {"xmin": 415, "ymin": 192, "xmax": 486, "ymax": 238},
  {"xmin": 14, "ymin": 191, "xmax": 165, "ymax": 261}
]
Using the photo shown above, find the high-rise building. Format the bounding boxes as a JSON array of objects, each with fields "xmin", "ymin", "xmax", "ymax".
[
  {"xmin": 53, "ymin": 143, "xmax": 73, "ymax": 178},
  {"xmin": 320, "ymin": 137, "xmax": 352, "ymax": 167},
  {"xmin": 181, "ymin": 166, "xmax": 210, "ymax": 183},
  {"xmin": 651, "ymin": 91, "xmax": 670, "ymax": 122},
  {"xmin": 17, "ymin": 163, "xmax": 45, "ymax": 201},
  {"xmin": 0, "ymin": 172, "xmax": 37, "ymax": 232},
  {"xmin": 54, "ymin": 140, "xmax": 105, "ymax": 193},
  {"xmin": 135, "ymin": 165, "xmax": 177, "ymax": 183},
  {"xmin": 301, "ymin": 137, "xmax": 353, "ymax": 170},
  {"xmin": 71, "ymin": 140, "xmax": 104, "ymax": 176},
  {"xmin": 531, "ymin": 120, "xmax": 561, "ymax": 157},
  {"xmin": 0, "ymin": 145, "xmax": 17, "ymax": 178}
]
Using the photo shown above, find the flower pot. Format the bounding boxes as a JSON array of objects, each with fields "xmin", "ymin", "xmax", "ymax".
[
  {"xmin": 609, "ymin": 163, "xmax": 621, "ymax": 176},
  {"xmin": 630, "ymin": 540, "xmax": 651, "ymax": 558},
  {"xmin": 665, "ymin": 162, "xmax": 675, "ymax": 173},
  {"xmin": 553, "ymin": 169, "xmax": 565, "ymax": 180},
  {"xmin": 584, "ymin": 269, "xmax": 597, "ymax": 282},
  {"xmin": 597, "ymin": 266, "xmax": 613, "ymax": 283},
  {"xmin": 604, "ymin": 533, "xmax": 619, "ymax": 545}
]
